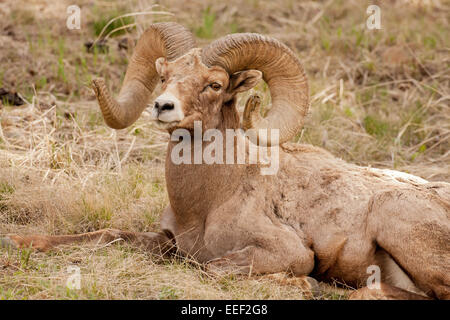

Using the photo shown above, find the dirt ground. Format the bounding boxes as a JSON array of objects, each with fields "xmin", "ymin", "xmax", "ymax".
[{"xmin": 0, "ymin": 0, "xmax": 448, "ymax": 299}]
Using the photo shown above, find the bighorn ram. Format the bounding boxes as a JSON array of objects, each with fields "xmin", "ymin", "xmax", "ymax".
[{"xmin": 2, "ymin": 23, "xmax": 449, "ymax": 300}]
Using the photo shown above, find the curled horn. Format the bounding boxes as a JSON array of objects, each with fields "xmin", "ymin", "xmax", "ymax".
[
  {"xmin": 202, "ymin": 33, "xmax": 309, "ymax": 146},
  {"xmin": 92, "ymin": 22, "xmax": 196, "ymax": 129}
]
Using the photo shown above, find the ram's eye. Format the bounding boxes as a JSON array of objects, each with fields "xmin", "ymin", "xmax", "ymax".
[
  {"xmin": 160, "ymin": 77, "xmax": 166, "ymax": 83},
  {"xmin": 210, "ymin": 83, "xmax": 221, "ymax": 91}
]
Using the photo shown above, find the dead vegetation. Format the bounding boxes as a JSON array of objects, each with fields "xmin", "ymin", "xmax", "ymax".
[{"xmin": 0, "ymin": 0, "xmax": 449, "ymax": 299}]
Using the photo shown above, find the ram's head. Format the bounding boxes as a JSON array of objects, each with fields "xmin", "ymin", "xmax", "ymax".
[{"xmin": 92, "ymin": 22, "xmax": 309, "ymax": 146}]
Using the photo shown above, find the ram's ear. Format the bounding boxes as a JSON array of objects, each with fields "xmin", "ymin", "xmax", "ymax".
[
  {"xmin": 228, "ymin": 70, "xmax": 262, "ymax": 94},
  {"xmin": 155, "ymin": 57, "xmax": 167, "ymax": 75}
]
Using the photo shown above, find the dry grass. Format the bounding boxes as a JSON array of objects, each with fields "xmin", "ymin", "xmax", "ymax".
[{"xmin": 0, "ymin": 0, "xmax": 449, "ymax": 299}]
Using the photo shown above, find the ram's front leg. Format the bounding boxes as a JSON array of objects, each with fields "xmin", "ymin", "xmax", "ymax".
[
  {"xmin": 1, "ymin": 229, "xmax": 175, "ymax": 256},
  {"xmin": 206, "ymin": 245, "xmax": 319, "ymax": 298},
  {"xmin": 206, "ymin": 242, "xmax": 314, "ymax": 275}
]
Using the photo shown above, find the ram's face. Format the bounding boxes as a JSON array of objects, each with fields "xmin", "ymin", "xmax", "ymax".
[
  {"xmin": 151, "ymin": 49, "xmax": 228, "ymax": 131},
  {"xmin": 151, "ymin": 48, "xmax": 262, "ymax": 132}
]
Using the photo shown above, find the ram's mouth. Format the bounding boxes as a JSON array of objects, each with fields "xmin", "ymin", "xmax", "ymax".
[{"xmin": 154, "ymin": 119, "xmax": 180, "ymax": 130}]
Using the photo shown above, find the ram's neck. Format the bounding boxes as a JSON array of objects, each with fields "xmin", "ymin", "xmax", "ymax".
[{"xmin": 164, "ymin": 100, "xmax": 247, "ymax": 222}]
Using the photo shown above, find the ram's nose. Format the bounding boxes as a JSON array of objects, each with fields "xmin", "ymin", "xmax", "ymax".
[
  {"xmin": 152, "ymin": 92, "xmax": 184, "ymax": 123},
  {"xmin": 154, "ymin": 101, "xmax": 175, "ymax": 113}
]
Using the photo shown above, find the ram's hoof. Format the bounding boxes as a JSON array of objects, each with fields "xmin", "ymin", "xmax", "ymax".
[
  {"xmin": 262, "ymin": 273, "xmax": 322, "ymax": 299},
  {"xmin": 303, "ymin": 276, "xmax": 321, "ymax": 298},
  {"xmin": 287, "ymin": 275, "xmax": 321, "ymax": 299}
]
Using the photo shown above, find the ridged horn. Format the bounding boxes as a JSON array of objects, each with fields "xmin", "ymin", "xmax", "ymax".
[
  {"xmin": 92, "ymin": 22, "xmax": 196, "ymax": 129},
  {"xmin": 201, "ymin": 33, "xmax": 309, "ymax": 146}
]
